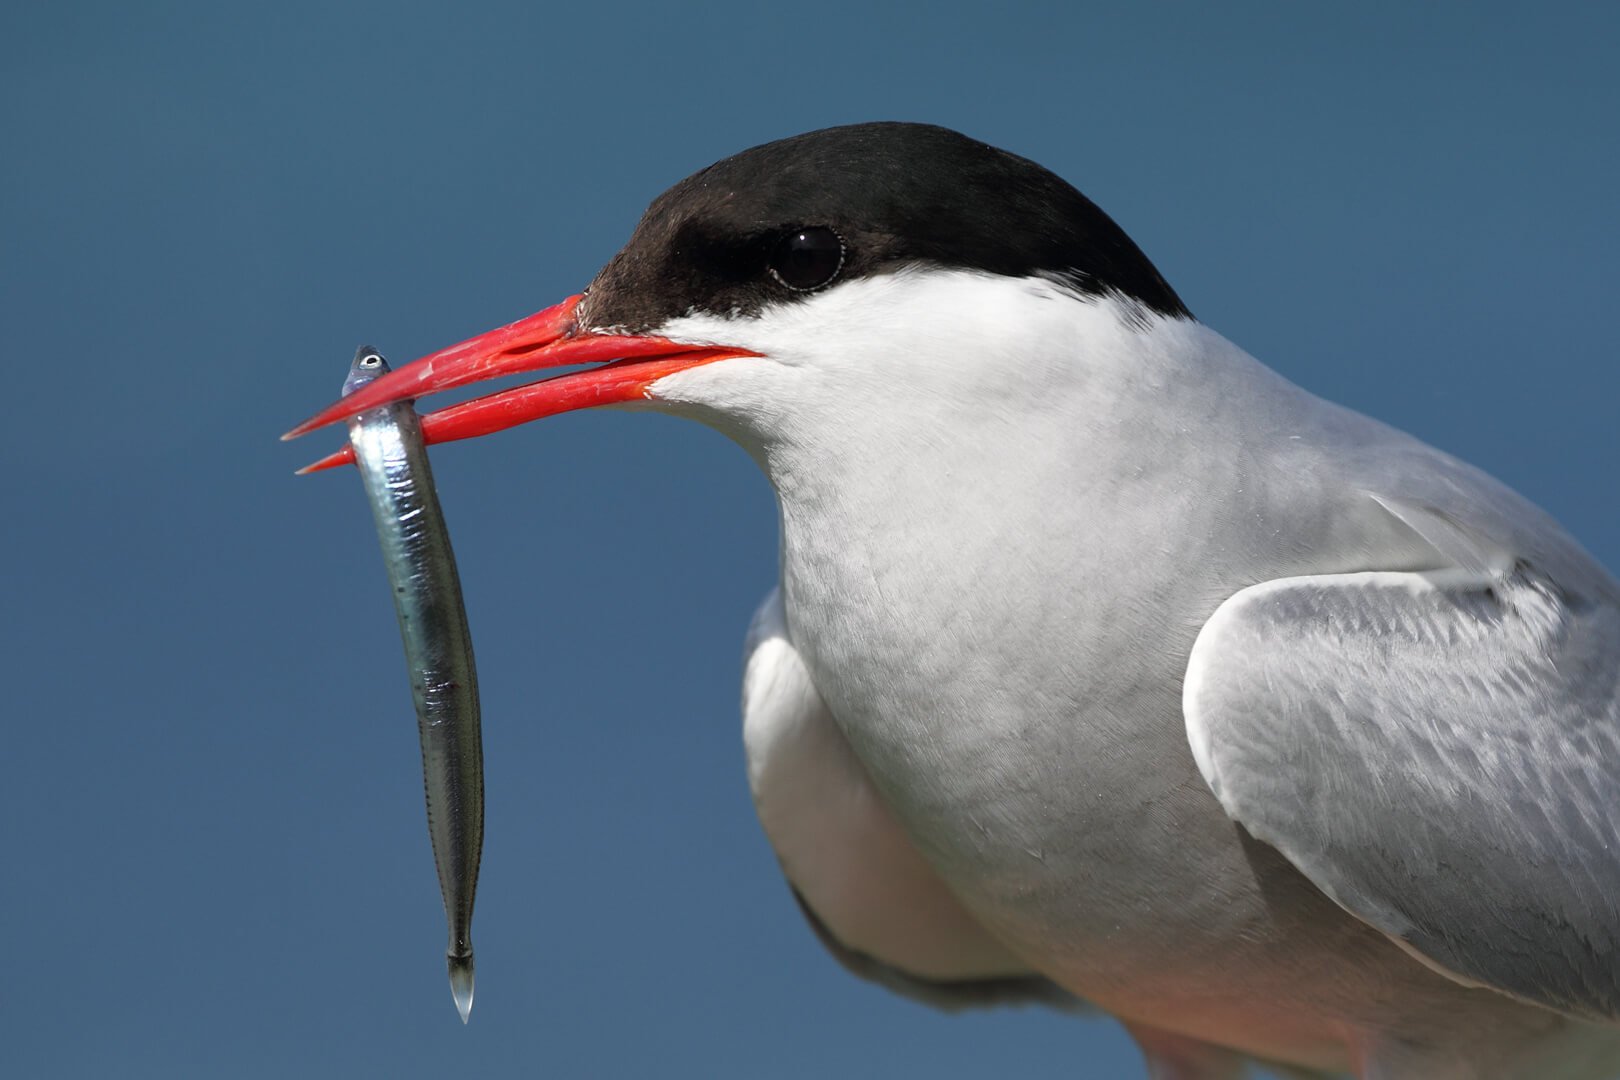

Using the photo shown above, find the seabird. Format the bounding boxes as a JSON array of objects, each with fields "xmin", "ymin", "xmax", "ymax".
[{"xmin": 290, "ymin": 122, "xmax": 1620, "ymax": 1079}]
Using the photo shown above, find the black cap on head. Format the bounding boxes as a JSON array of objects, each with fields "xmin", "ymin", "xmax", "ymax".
[{"xmin": 583, "ymin": 122, "xmax": 1190, "ymax": 333}]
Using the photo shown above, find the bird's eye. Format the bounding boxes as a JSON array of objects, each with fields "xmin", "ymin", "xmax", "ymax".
[{"xmin": 767, "ymin": 227, "xmax": 845, "ymax": 292}]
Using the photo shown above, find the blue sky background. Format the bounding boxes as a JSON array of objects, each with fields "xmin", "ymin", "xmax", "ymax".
[{"xmin": 4, "ymin": 3, "xmax": 1616, "ymax": 1077}]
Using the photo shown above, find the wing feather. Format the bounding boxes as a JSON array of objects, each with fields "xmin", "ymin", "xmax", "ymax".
[{"xmin": 1186, "ymin": 549, "xmax": 1620, "ymax": 1022}]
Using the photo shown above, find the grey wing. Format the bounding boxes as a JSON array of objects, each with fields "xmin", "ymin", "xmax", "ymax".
[
  {"xmin": 741, "ymin": 588, "xmax": 1086, "ymax": 1013},
  {"xmin": 1184, "ymin": 490, "xmax": 1620, "ymax": 1023}
]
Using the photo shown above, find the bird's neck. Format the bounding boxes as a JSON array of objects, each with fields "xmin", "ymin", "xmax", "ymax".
[
  {"xmin": 655, "ymin": 274, "xmax": 1287, "ymax": 775},
  {"xmin": 652, "ymin": 275, "xmax": 1456, "ymax": 964}
]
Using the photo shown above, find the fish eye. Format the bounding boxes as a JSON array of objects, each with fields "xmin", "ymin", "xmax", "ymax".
[
  {"xmin": 360, "ymin": 354, "xmax": 382, "ymax": 368},
  {"xmin": 767, "ymin": 226, "xmax": 845, "ymax": 292}
]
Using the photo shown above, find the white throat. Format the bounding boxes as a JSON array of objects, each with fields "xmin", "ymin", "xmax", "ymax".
[{"xmin": 644, "ymin": 268, "xmax": 1231, "ymax": 748}]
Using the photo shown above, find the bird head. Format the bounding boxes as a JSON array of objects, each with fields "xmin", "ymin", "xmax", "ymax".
[{"xmin": 287, "ymin": 122, "xmax": 1188, "ymax": 469}]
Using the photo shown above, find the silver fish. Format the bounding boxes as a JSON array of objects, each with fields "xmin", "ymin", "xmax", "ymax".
[{"xmin": 343, "ymin": 345, "xmax": 483, "ymax": 1023}]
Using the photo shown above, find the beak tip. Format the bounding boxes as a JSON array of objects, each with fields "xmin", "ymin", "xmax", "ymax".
[
  {"xmin": 285, "ymin": 293, "xmax": 592, "ymax": 453},
  {"xmin": 296, "ymin": 444, "xmax": 355, "ymax": 475},
  {"xmin": 282, "ymin": 416, "xmax": 328, "ymax": 442}
]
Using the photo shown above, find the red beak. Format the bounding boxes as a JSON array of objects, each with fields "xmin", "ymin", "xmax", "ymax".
[{"xmin": 284, "ymin": 294, "xmax": 757, "ymax": 472}]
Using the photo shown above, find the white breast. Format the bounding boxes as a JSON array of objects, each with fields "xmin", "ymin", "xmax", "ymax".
[{"xmin": 741, "ymin": 588, "xmax": 1032, "ymax": 980}]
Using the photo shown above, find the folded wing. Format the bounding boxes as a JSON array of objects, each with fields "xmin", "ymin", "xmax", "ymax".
[{"xmin": 1185, "ymin": 497, "xmax": 1620, "ymax": 1023}]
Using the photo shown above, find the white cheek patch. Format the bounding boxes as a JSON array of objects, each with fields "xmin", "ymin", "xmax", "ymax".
[
  {"xmin": 642, "ymin": 268, "xmax": 1196, "ymax": 461},
  {"xmin": 655, "ymin": 268, "xmax": 1149, "ymax": 375}
]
